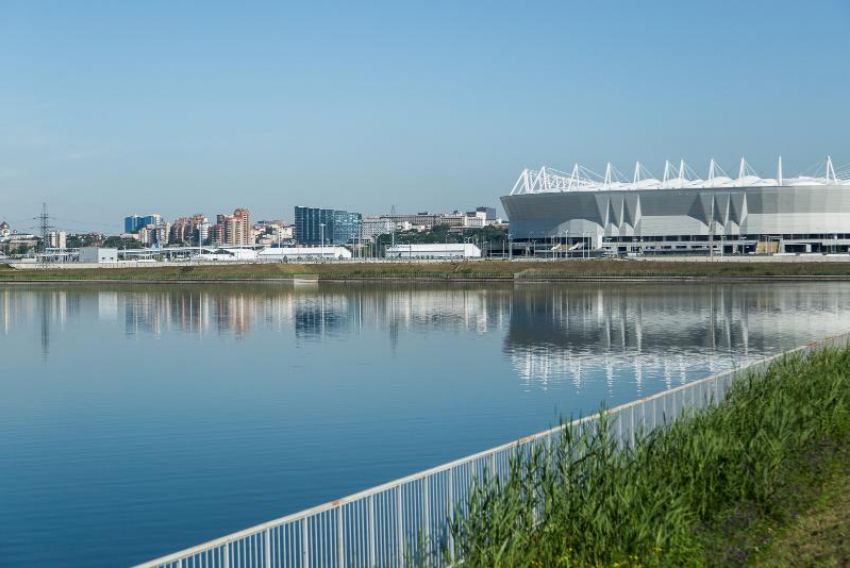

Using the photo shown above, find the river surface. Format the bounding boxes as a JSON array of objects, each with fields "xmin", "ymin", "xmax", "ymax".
[{"xmin": 2, "ymin": 282, "xmax": 850, "ymax": 567}]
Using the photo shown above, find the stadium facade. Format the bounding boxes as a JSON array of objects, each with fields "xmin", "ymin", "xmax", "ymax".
[{"xmin": 500, "ymin": 157, "xmax": 850, "ymax": 255}]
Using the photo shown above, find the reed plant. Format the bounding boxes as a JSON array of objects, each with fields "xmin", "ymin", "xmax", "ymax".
[{"xmin": 448, "ymin": 346, "xmax": 850, "ymax": 567}]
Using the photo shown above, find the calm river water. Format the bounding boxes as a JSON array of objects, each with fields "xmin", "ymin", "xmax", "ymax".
[{"xmin": 2, "ymin": 282, "xmax": 850, "ymax": 566}]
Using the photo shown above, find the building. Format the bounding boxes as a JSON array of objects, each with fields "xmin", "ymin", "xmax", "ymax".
[
  {"xmin": 294, "ymin": 206, "xmax": 362, "ymax": 245},
  {"xmin": 137, "ymin": 226, "xmax": 154, "ymax": 246},
  {"xmin": 208, "ymin": 223, "xmax": 223, "ymax": 245},
  {"xmin": 0, "ymin": 226, "xmax": 38, "ymax": 254},
  {"xmin": 461, "ymin": 207, "xmax": 500, "ymax": 229},
  {"xmin": 136, "ymin": 220, "xmax": 170, "ymax": 246},
  {"xmin": 374, "ymin": 211, "xmax": 469, "ymax": 231},
  {"xmin": 154, "ymin": 222, "xmax": 171, "ymax": 246},
  {"xmin": 125, "ymin": 214, "xmax": 163, "ymax": 234},
  {"xmin": 361, "ymin": 217, "xmax": 396, "ymax": 241},
  {"xmin": 169, "ymin": 214, "xmax": 210, "ymax": 245},
  {"xmin": 79, "ymin": 247, "xmax": 118, "ymax": 264},
  {"xmin": 385, "ymin": 243, "xmax": 482, "ymax": 259},
  {"xmin": 374, "ymin": 212, "xmax": 440, "ymax": 229},
  {"xmin": 197, "ymin": 216, "xmax": 211, "ymax": 244},
  {"xmin": 501, "ymin": 157, "xmax": 850, "ymax": 255},
  {"xmin": 258, "ymin": 246, "xmax": 353, "ymax": 261},
  {"xmin": 215, "ymin": 208, "xmax": 252, "ymax": 246},
  {"xmin": 233, "ymin": 208, "xmax": 251, "ymax": 245},
  {"xmin": 476, "ymin": 206, "xmax": 497, "ymax": 221},
  {"xmin": 332, "ymin": 210, "xmax": 362, "ymax": 244},
  {"xmin": 198, "ymin": 248, "xmax": 258, "ymax": 262},
  {"xmin": 170, "ymin": 217, "xmax": 194, "ymax": 244},
  {"xmin": 46, "ymin": 231, "xmax": 67, "ymax": 249}
]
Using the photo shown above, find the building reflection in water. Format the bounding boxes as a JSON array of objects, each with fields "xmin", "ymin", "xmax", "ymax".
[
  {"xmin": 504, "ymin": 284, "xmax": 850, "ymax": 394},
  {"xmin": 3, "ymin": 283, "xmax": 850, "ymax": 393}
]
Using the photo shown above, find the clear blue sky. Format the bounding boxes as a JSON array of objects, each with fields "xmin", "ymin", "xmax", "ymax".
[{"xmin": 1, "ymin": 0, "xmax": 848, "ymax": 233}]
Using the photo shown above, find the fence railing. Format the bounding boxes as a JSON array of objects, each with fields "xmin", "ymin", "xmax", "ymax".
[{"xmin": 135, "ymin": 332, "xmax": 850, "ymax": 568}]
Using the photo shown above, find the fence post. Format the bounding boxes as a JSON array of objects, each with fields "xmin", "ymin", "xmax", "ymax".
[
  {"xmin": 223, "ymin": 542, "xmax": 230, "ymax": 568},
  {"xmin": 396, "ymin": 486, "xmax": 404, "ymax": 568},
  {"xmin": 265, "ymin": 528, "xmax": 272, "ymax": 568},
  {"xmin": 423, "ymin": 478, "xmax": 431, "ymax": 564},
  {"xmin": 302, "ymin": 518, "xmax": 310, "ymax": 568},
  {"xmin": 337, "ymin": 505, "xmax": 345, "ymax": 568},
  {"xmin": 368, "ymin": 495, "xmax": 375, "ymax": 567},
  {"xmin": 448, "ymin": 470, "xmax": 455, "ymax": 563},
  {"xmin": 714, "ymin": 375, "xmax": 719, "ymax": 406},
  {"xmin": 616, "ymin": 410, "xmax": 623, "ymax": 449}
]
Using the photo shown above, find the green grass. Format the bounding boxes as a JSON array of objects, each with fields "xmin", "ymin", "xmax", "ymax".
[
  {"xmin": 750, "ymin": 454, "xmax": 850, "ymax": 567},
  {"xmin": 3, "ymin": 259, "xmax": 850, "ymax": 283},
  {"xmin": 448, "ymin": 346, "xmax": 850, "ymax": 567}
]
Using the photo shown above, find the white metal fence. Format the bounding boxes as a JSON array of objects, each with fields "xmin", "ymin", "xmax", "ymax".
[{"xmin": 135, "ymin": 332, "xmax": 850, "ymax": 568}]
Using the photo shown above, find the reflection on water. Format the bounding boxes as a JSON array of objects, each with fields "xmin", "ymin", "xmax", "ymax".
[
  {"xmin": 2, "ymin": 282, "xmax": 850, "ymax": 568},
  {"xmin": 1, "ymin": 284, "xmax": 512, "ymax": 345},
  {"xmin": 4, "ymin": 283, "xmax": 849, "ymax": 392},
  {"xmin": 506, "ymin": 285, "xmax": 849, "ymax": 393}
]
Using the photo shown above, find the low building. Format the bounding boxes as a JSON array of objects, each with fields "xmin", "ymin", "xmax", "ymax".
[
  {"xmin": 361, "ymin": 217, "xmax": 395, "ymax": 241},
  {"xmin": 385, "ymin": 243, "xmax": 482, "ymax": 259},
  {"xmin": 79, "ymin": 247, "xmax": 118, "ymax": 264},
  {"xmin": 198, "ymin": 248, "xmax": 258, "ymax": 262},
  {"xmin": 258, "ymin": 246, "xmax": 353, "ymax": 261}
]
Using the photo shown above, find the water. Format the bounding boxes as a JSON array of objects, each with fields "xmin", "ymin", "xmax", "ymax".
[{"xmin": 2, "ymin": 282, "xmax": 849, "ymax": 567}]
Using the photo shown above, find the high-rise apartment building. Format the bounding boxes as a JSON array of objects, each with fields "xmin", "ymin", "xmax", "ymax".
[
  {"xmin": 233, "ymin": 208, "xmax": 250, "ymax": 244},
  {"xmin": 213, "ymin": 208, "xmax": 252, "ymax": 246},
  {"xmin": 168, "ymin": 214, "xmax": 210, "ymax": 245}
]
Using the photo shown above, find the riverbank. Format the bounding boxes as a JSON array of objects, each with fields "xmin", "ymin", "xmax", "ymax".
[
  {"xmin": 450, "ymin": 345, "xmax": 850, "ymax": 567},
  {"xmin": 4, "ymin": 258, "xmax": 850, "ymax": 284}
]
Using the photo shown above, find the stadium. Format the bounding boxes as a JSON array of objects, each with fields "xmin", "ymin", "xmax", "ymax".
[{"xmin": 500, "ymin": 157, "xmax": 850, "ymax": 255}]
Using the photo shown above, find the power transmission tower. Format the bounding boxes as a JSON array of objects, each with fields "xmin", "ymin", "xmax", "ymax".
[{"xmin": 34, "ymin": 202, "xmax": 54, "ymax": 259}]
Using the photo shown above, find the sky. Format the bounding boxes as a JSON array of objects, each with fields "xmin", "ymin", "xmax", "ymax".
[{"xmin": 1, "ymin": 0, "xmax": 848, "ymax": 233}]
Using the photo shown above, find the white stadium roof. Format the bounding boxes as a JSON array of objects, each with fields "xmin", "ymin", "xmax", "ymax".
[{"xmin": 510, "ymin": 157, "xmax": 850, "ymax": 195}]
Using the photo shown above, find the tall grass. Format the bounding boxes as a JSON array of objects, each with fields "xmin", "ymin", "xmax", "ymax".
[{"xmin": 448, "ymin": 346, "xmax": 850, "ymax": 567}]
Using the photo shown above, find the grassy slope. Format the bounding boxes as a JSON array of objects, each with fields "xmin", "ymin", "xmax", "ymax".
[
  {"xmin": 750, "ymin": 454, "xmax": 850, "ymax": 567},
  {"xmin": 3, "ymin": 259, "xmax": 850, "ymax": 282}
]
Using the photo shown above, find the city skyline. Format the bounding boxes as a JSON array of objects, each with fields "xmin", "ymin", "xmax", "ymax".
[{"xmin": 2, "ymin": 1, "xmax": 848, "ymax": 226}]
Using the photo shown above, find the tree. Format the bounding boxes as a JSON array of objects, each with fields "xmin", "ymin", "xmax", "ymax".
[
  {"xmin": 103, "ymin": 236, "xmax": 145, "ymax": 249},
  {"xmin": 66, "ymin": 233, "xmax": 103, "ymax": 248}
]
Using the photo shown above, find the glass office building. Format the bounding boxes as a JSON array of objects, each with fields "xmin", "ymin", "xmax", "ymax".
[
  {"xmin": 124, "ymin": 214, "xmax": 163, "ymax": 234},
  {"xmin": 295, "ymin": 207, "xmax": 362, "ymax": 245}
]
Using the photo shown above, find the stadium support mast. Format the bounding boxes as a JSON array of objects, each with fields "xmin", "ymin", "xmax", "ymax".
[{"xmin": 827, "ymin": 156, "xmax": 837, "ymax": 184}]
